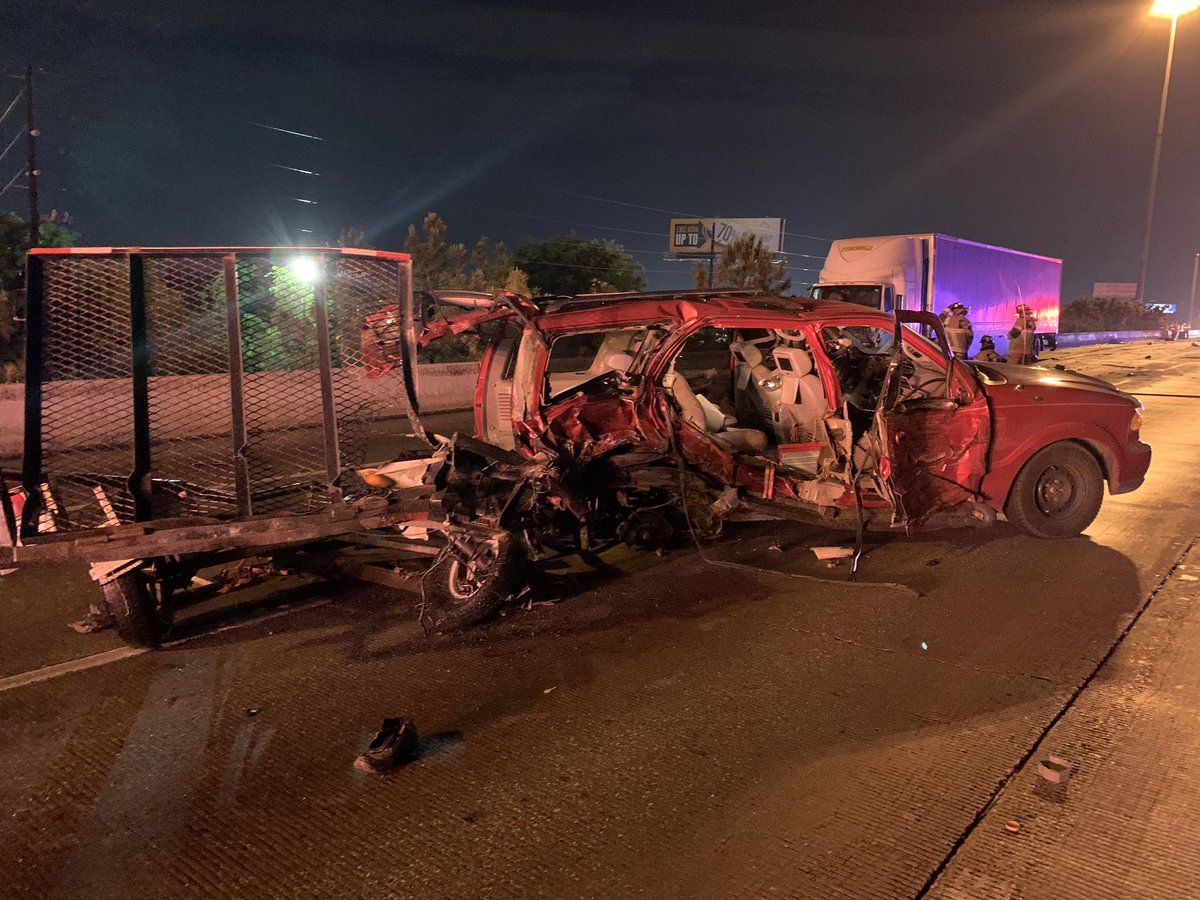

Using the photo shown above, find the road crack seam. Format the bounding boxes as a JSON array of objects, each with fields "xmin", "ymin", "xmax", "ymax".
[
  {"xmin": 821, "ymin": 632, "xmax": 1054, "ymax": 683},
  {"xmin": 913, "ymin": 536, "xmax": 1200, "ymax": 899}
]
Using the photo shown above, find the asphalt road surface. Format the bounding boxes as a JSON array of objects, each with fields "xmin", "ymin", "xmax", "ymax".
[{"xmin": 1, "ymin": 339, "xmax": 1197, "ymax": 899}]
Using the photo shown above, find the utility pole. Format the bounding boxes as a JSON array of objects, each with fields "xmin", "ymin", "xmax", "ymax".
[{"xmin": 24, "ymin": 63, "xmax": 38, "ymax": 248}]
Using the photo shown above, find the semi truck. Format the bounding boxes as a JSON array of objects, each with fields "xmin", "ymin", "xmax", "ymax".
[{"xmin": 810, "ymin": 233, "xmax": 1062, "ymax": 352}]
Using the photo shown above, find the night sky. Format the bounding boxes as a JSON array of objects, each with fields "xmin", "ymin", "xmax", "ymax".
[{"xmin": 2, "ymin": 0, "xmax": 1198, "ymax": 304}]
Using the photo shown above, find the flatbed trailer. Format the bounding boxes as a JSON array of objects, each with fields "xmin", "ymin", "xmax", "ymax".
[{"xmin": 1, "ymin": 246, "xmax": 513, "ymax": 646}]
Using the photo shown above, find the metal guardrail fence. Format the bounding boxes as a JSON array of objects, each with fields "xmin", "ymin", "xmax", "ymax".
[{"xmin": 20, "ymin": 247, "xmax": 413, "ymax": 538}]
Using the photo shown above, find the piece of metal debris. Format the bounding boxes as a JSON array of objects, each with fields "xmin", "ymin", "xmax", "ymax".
[
  {"xmin": 1038, "ymin": 756, "xmax": 1073, "ymax": 785},
  {"xmin": 247, "ymin": 708, "xmax": 261, "ymax": 717},
  {"xmin": 1004, "ymin": 820, "xmax": 1021, "ymax": 834},
  {"xmin": 543, "ymin": 686, "xmax": 557, "ymax": 694},
  {"xmin": 68, "ymin": 603, "xmax": 113, "ymax": 634},
  {"xmin": 354, "ymin": 717, "xmax": 420, "ymax": 773},
  {"xmin": 768, "ymin": 542, "xmax": 783, "ymax": 553},
  {"xmin": 811, "ymin": 546, "xmax": 854, "ymax": 560}
]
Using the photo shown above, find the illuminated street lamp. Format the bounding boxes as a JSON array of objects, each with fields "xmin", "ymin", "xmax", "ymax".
[
  {"xmin": 1189, "ymin": 250, "xmax": 1199, "ymax": 326},
  {"xmin": 1136, "ymin": 0, "xmax": 1200, "ymax": 301}
]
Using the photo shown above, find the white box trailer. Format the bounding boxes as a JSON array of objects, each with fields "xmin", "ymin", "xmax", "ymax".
[{"xmin": 811, "ymin": 234, "xmax": 1062, "ymax": 351}]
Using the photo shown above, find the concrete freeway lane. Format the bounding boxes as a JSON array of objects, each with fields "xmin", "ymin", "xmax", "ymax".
[{"xmin": 1, "ymin": 339, "xmax": 1197, "ymax": 898}]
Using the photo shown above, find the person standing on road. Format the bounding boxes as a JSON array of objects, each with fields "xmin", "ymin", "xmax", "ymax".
[
  {"xmin": 1007, "ymin": 304, "xmax": 1038, "ymax": 364},
  {"xmin": 940, "ymin": 303, "xmax": 974, "ymax": 358},
  {"xmin": 973, "ymin": 335, "xmax": 1005, "ymax": 362}
]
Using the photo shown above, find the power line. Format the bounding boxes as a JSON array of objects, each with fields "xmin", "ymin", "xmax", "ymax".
[
  {"xmin": 440, "ymin": 197, "xmax": 671, "ymax": 240},
  {"xmin": 0, "ymin": 90, "xmax": 21, "ymax": 129},
  {"xmin": 269, "ymin": 162, "xmax": 320, "ymax": 176},
  {"xmin": 231, "ymin": 117, "xmax": 832, "ymax": 247},
  {"xmin": 0, "ymin": 167, "xmax": 25, "ymax": 197},
  {"xmin": 494, "ymin": 175, "xmax": 703, "ymax": 220},
  {"xmin": 0, "ymin": 128, "xmax": 21, "ymax": 166},
  {"xmin": 245, "ymin": 120, "xmax": 325, "ymax": 141}
]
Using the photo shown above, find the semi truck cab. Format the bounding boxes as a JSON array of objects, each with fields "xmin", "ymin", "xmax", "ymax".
[{"xmin": 810, "ymin": 234, "xmax": 1061, "ymax": 352}]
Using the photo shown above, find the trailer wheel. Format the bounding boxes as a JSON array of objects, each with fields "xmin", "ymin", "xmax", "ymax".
[
  {"xmin": 422, "ymin": 536, "xmax": 524, "ymax": 632},
  {"xmin": 101, "ymin": 570, "xmax": 173, "ymax": 648}
]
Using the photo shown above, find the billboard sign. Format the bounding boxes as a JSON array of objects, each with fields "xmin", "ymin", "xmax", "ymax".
[
  {"xmin": 669, "ymin": 218, "xmax": 784, "ymax": 256},
  {"xmin": 1092, "ymin": 282, "xmax": 1138, "ymax": 298},
  {"xmin": 1147, "ymin": 303, "xmax": 1177, "ymax": 314}
]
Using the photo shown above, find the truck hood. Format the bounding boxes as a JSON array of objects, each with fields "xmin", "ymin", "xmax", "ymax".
[{"xmin": 968, "ymin": 361, "xmax": 1139, "ymax": 404}]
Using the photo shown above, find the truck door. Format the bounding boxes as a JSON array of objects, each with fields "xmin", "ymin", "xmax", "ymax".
[
  {"xmin": 872, "ymin": 311, "xmax": 991, "ymax": 532},
  {"xmin": 476, "ymin": 319, "xmax": 523, "ymax": 449}
]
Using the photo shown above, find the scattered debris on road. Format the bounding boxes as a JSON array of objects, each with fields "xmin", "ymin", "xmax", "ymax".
[
  {"xmin": 1037, "ymin": 757, "xmax": 1073, "ymax": 785},
  {"xmin": 811, "ymin": 546, "xmax": 854, "ymax": 560},
  {"xmin": 354, "ymin": 717, "xmax": 420, "ymax": 773},
  {"xmin": 217, "ymin": 558, "xmax": 289, "ymax": 594},
  {"xmin": 68, "ymin": 603, "xmax": 113, "ymax": 634},
  {"xmin": 1005, "ymin": 820, "xmax": 1021, "ymax": 834}
]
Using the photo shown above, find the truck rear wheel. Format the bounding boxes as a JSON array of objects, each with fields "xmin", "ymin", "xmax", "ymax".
[
  {"xmin": 101, "ymin": 570, "xmax": 173, "ymax": 648},
  {"xmin": 1004, "ymin": 442, "xmax": 1104, "ymax": 539}
]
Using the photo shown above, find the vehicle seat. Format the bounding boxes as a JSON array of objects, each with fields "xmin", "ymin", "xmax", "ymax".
[
  {"xmin": 731, "ymin": 338, "xmax": 783, "ymax": 424},
  {"xmin": 771, "ymin": 348, "xmax": 826, "ymax": 442},
  {"xmin": 665, "ymin": 369, "xmax": 769, "ymax": 454}
]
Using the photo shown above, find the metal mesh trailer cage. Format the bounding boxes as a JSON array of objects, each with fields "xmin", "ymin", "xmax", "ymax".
[{"xmin": 18, "ymin": 247, "xmax": 417, "ymax": 539}]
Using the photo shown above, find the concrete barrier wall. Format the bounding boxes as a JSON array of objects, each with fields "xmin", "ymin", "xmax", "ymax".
[
  {"xmin": 0, "ymin": 362, "xmax": 480, "ymax": 458},
  {"xmin": 1053, "ymin": 329, "xmax": 1176, "ymax": 348},
  {"xmin": 0, "ymin": 326, "xmax": 1188, "ymax": 458}
]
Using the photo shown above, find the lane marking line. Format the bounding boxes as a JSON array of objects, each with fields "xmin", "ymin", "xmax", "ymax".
[
  {"xmin": 0, "ymin": 646, "xmax": 147, "ymax": 693},
  {"xmin": 0, "ymin": 598, "xmax": 333, "ymax": 695}
]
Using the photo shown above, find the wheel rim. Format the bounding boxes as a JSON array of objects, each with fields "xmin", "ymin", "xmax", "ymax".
[
  {"xmin": 1034, "ymin": 465, "xmax": 1077, "ymax": 516},
  {"xmin": 447, "ymin": 543, "xmax": 500, "ymax": 602}
]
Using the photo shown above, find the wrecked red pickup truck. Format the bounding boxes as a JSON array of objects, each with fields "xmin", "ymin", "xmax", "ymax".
[
  {"xmin": 362, "ymin": 288, "xmax": 1150, "ymax": 624},
  {"xmin": 2, "ymin": 251, "xmax": 1149, "ymax": 646}
]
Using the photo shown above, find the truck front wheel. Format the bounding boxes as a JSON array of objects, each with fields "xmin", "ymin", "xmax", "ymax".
[
  {"xmin": 421, "ymin": 535, "xmax": 524, "ymax": 632},
  {"xmin": 1004, "ymin": 442, "xmax": 1103, "ymax": 539}
]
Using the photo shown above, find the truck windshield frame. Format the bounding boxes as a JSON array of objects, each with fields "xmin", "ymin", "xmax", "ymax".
[{"xmin": 811, "ymin": 284, "xmax": 885, "ymax": 310}]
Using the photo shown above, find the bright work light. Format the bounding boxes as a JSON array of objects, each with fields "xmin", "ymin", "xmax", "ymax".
[{"xmin": 289, "ymin": 257, "xmax": 320, "ymax": 284}]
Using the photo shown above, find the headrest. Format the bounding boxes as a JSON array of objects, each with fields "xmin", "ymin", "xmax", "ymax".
[
  {"xmin": 773, "ymin": 347, "xmax": 814, "ymax": 377},
  {"xmin": 731, "ymin": 339, "xmax": 764, "ymax": 368}
]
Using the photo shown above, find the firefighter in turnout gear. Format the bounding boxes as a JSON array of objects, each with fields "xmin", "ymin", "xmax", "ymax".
[
  {"xmin": 940, "ymin": 302, "xmax": 974, "ymax": 358},
  {"xmin": 973, "ymin": 335, "xmax": 1005, "ymax": 362},
  {"xmin": 1007, "ymin": 304, "xmax": 1038, "ymax": 364}
]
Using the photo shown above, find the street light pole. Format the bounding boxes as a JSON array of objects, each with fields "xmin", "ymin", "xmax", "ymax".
[
  {"xmin": 1135, "ymin": 13, "xmax": 1180, "ymax": 301},
  {"xmin": 1189, "ymin": 250, "xmax": 1199, "ymax": 326}
]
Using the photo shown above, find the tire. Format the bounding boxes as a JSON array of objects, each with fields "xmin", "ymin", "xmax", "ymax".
[
  {"xmin": 101, "ymin": 570, "xmax": 172, "ymax": 648},
  {"xmin": 1004, "ymin": 442, "xmax": 1104, "ymax": 539},
  {"xmin": 421, "ymin": 535, "xmax": 525, "ymax": 632}
]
